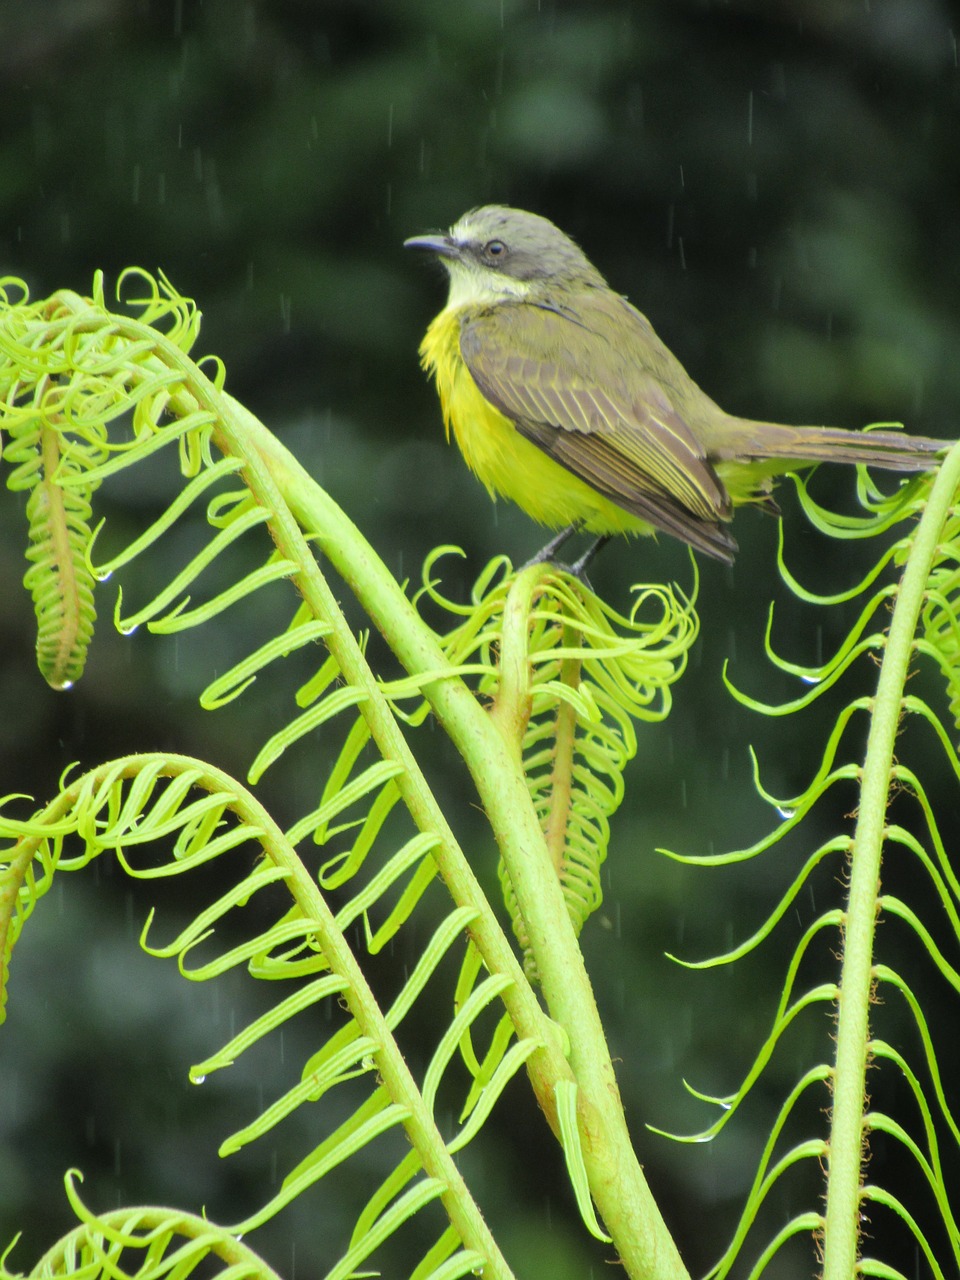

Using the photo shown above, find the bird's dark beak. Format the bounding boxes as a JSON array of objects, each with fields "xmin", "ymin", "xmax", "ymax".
[{"xmin": 403, "ymin": 233, "xmax": 460, "ymax": 261}]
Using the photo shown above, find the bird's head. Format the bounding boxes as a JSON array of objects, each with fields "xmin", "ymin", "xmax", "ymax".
[{"xmin": 404, "ymin": 205, "xmax": 605, "ymax": 308}]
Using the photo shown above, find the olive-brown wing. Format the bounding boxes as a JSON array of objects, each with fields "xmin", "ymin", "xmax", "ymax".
[{"xmin": 459, "ymin": 298, "xmax": 737, "ymax": 560}]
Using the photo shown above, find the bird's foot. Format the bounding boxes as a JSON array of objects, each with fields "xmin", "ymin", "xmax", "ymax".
[
  {"xmin": 521, "ymin": 522, "xmax": 583, "ymax": 568},
  {"xmin": 520, "ymin": 526, "xmax": 610, "ymax": 588},
  {"xmin": 568, "ymin": 535, "xmax": 610, "ymax": 580}
]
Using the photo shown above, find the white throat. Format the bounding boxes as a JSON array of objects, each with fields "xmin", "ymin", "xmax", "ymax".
[{"xmin": 443, "ymin": 259, "xmax": 533, "ymax": 311}]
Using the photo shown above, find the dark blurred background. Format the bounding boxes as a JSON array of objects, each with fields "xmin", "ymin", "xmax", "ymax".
[{"xmin": 2, "ymin": 2, "xmax": 959, "ymax": 1277}]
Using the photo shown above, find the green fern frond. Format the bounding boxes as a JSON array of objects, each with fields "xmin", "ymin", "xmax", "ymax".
[
  {"xmin": 697, "ymin": 1067, "xmax": 831, "ymax": 1280},
  {"xmin": 414, "ymin": 553, "xmax": 698, "ymax": 976},
  {"xmin": 20, "ymin": 432, "xmax": 98, "ymax": 688},
  {"xmin": 0, "ymin": 271, "xmax": 581, "ymax": 1273},
  {"xmin": 915, "ymin": 501, "xmax": 960, "ymax": 727},
  {"xmin": 656, "ymin": 450, "xmax": 960, "ymax": 1277},
  {"xmin": 791, "ymin": 457, "xmax": 932, "ymax": 539},
  {"xmin": 0, "ymin": 755, "xmax": 524, "ymax": 1278},
  {"xmin": 2, "ymin": 388, "xmax": 101, "ymax": 688},
  {"xmin": 858, "ymin": 1183, "xmax": 951, "ymax": 1280},
  {"xmin": 0, "ymin": 270, "xmax": 698, "ymax": 1279},
  {"xmin": 0, "ymin": 271, "xmax": 221, "ymax": 686},
  {"xmin": 0, "ymin": 1175, "xmax": 285, "ymax": 1280}
]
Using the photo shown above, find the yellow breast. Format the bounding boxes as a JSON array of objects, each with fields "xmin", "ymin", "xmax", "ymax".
[{"xmin": 418, "ymin": 307, "xmax": 648, "ymax": 537}]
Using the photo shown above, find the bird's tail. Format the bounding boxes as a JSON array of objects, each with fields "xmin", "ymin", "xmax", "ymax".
[{"xmin": 715, "ymin": 420, "xmax": 947, "ymax": 472}]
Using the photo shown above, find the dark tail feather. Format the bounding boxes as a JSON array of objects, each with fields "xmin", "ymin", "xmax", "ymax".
[{"xmin": 718, "ymin": 420, "xmax": 948, "ymax": 472}]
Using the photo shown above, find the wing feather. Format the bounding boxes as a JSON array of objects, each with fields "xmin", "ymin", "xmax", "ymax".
[
  {"xmin": 459, "ymin": 298, "xmax": 733, "ymax": 539},
  {"xmin": 518, "ymin": 417, "xmax": 738, "ymax": 561}
]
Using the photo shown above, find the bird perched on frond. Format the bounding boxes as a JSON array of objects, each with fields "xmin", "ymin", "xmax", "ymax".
[{"xmin": 406, "ymin": 205, "xmax": 945, "ymax": 566}]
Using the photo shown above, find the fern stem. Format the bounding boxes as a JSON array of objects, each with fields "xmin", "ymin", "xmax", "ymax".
[
  {"xmin": 34, "ymin": 1199, "xmax": 287, "ymax": 1280},
  {"xmin": 18, "ymin": 290, "xmax": 689, "ymax": 1278},
  {"xmin": 542, "ymin": 631, "xmax": 583, "ymax": 877},
  {"xmin": 37, "ymin": 425, "xmax": 79, "ymax": 681},
  {"xmin": 236, "ymin": 407, "xmax": 690, "ymax": 1279},
  {"xmin": 192, "ymin": 408, "xmax": 520, "ymax": 1275},
  {"xmin": 823, "ymin": 442, "xmax": 960, "ymax": 1279},
  {"xmin": 49, "ymin": 278, "xmax": 529, "ymax": 1269}
]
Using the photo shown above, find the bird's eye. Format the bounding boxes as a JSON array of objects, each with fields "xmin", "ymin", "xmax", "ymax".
[{"xmin": 484, "ymin": 239, "xmax": 507, "ymax": 259}]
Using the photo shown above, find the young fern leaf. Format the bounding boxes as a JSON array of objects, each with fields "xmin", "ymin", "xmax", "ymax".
[
  {"xmin": 0, "ymin": 270, "xmax": 693, "ymax": 1279},
  {"xmin": 0, "ymin": 755, "xmax": 524, "ymax": 1278},
  {"xmin": 0, "ymin": 275, "xmax": 529, "ymax": 1276},
  {"xmin": 0, "ymin": 270, "xmax": 219, "ymax": 685},
  {"xmin": 656, "ymin": 456, "xmax": 960, "ymax": 1279},
  {"xmin": 5, "ymin": 1184, "xmax": 287, "ymax": 1280},
  {"xmin": 915, "ymin": 499, "xmax": 960, "ymax": 728},
  {"xmin": 3, "ymin": 396, "xmax": 100, "ymax": 690},
  {"xmin": 416, "ymin": 552, "xmax": 698, "ymax": 977}
]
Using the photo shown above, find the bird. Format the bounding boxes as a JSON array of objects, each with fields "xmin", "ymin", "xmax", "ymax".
[{"xmin": 404, "ymin": 205, "xmax": 946, "ymax": 567}]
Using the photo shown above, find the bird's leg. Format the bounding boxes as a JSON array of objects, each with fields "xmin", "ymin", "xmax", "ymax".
[
  {"xmin": 521, "ymin": 525, "xmax": 612, "ymax": 587},
  {"xmin": 568, "ymin": 535, "xmax": 611, "ymax": 580},
  {"xmin": 522, "ymin": 521, "xmax": 583, "ymax": 568}
]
